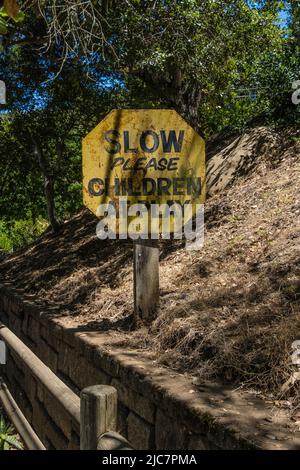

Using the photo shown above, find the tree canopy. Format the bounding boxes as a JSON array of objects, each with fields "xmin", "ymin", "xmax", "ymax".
[{"xmin": 0, "ymin": 0, "xmax": 299, "ymax": 249}]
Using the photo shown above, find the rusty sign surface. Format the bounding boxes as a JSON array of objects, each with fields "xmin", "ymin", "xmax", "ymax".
[{"xmin": 82, "ymin": 109, "xmax": 205, "ymax": 230}]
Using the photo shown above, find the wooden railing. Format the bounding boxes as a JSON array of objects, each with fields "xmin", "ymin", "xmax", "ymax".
[{"xmin": 0, "ymin": 322, "xmax": 133, "ymax": 450}]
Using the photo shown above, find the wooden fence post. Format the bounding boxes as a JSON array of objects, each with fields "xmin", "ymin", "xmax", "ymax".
[
  {"xmin": 80, "ymin": 385, "xmax": 117, "ymax": 450},
  {"xmin": 133, "ymin": 238, "xmax": 159, "ymax": 325}
]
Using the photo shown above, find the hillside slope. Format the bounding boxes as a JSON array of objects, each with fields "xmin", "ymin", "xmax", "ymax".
[{"xmin": 1, "ymin": 126, "xmax": 300, "ymax": 411}]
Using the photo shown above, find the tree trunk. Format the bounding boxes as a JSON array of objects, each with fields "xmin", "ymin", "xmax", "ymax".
[
  {"xmin": 33, "ymin": 139, "xmax": 60, "ymax": 234},
  {"xmin": 136, "ymin": 67, "xmax": 203, "ymax": 135},
  {"xmin": 174, "ymin": 81, "xmax": 203, "ymax": 136},
  {"xmin": 169, "ymin": 69, "xmax": 203, "ymax": 136}
]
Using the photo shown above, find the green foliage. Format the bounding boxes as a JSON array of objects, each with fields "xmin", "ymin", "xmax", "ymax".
[
  {"xmin": 199, "ymin": 40, "xmax": 300, "ymax": 134},
  {"xmin": 0, "ymin": 414, "xmax": 23, "ymax": 450},
  {"xmin": 0, "ymin": 217, "xmax": 48, "ymax": 253},
  {"xmin": 104, "ymin": 0, "xmax": 284, "ymax": 131},
  {"xmin": 0, "ymin": 222, "xmax": 12, "ymax": 252},
  {"xmin": 0, "ymin": 74, "xmax": 130, "ymax": 225},
  {"xmin": 0, "ymin": 16, "xmax": 7, "ymax": 34},
  {"xmin": 0, "ymin": 1, "xmax": 25, "ymax": 35},
  {"xmin": 0, "ymin": 0, "xmax": 298, "ymax": 251}
]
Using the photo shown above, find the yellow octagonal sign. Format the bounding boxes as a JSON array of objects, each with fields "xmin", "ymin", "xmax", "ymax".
[{"xmin": 82, "ymin": 109, "xmax": 205, "ymax": 234}]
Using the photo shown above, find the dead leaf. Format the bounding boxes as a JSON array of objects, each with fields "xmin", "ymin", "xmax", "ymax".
[{"xmin": 3, "ymin": 0, "xmax": 19, "ymax": 19}]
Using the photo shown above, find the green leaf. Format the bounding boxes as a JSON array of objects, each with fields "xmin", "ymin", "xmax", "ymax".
[
  {"xmin": 13, "ymin": 11, "xmax": 25, "ymax": 23},
  {"xmin": 3, "ymin": 434, "xmax": 23, "ymax": 450},
  {"xmin": 0, "ymin": 7, "xmax": 9, "ymax": 18},
  {"xmin": 0, "ymin": 17, "xmax": 7, "ymax": 34}
]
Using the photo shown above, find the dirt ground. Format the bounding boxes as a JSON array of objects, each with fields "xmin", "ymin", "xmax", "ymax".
[{"xmin": 1, "ymin": 126, "xmax": 300, "ymax": 418}]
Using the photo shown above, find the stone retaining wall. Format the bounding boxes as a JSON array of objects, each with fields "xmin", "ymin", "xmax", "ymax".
[
  {"xmin": 1, "ymin": 283, "xmax": 299, "ymax": 450},
  {"xmin": 1, "ymin": 329, "xmax": 80, "ymax": 450}
]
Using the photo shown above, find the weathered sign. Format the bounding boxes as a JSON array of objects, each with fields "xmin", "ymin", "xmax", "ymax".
[{"xmin": 82, "ymin": 109, "xmax": 205, "ymax": 233}]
